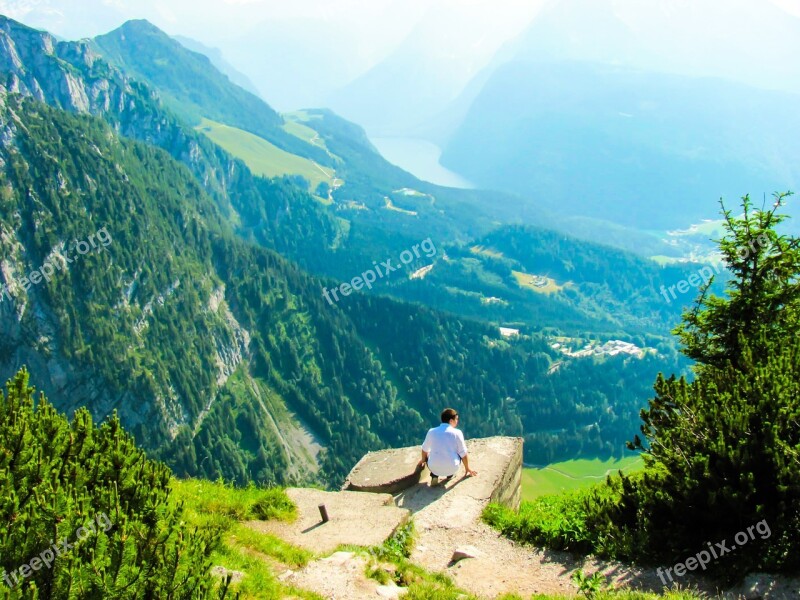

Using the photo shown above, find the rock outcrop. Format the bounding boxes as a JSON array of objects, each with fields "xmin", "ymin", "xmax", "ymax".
[{"xmin": 343, "ymin": 436, "xmax": 523, "ymax": 512}]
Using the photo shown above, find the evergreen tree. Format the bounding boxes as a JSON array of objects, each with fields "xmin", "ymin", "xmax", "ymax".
[
  {"xmin": 0, "ymin": 368, "xmax": 231, "ymax": 599},
  {"xmin": 675, "ymin": 192, "xmax": 799, "ymax": 370},
  {"xmin": 621, "ymin": 193, "xmax": 800, "ymax": 578}
]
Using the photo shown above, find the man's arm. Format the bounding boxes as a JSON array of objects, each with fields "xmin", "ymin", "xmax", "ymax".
[
  {"xmin": 456, "ymin": 430, "xmax": 477, "ymax": 477},
  {"xmin": 419, "ymin": 430, "xmax": 432, "ymax": 468},
  {"xmin": 419, "ymin": 449, "xmax": 429, "ymax": 469},
  {"xmin": 462, "ymin": 453, "xmax": 477, "ymax": 477}
]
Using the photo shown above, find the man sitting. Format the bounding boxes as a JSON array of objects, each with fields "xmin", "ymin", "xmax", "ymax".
[{"xmin": 419, "ymin": 408, "xmax": 478, "ymax": 486}]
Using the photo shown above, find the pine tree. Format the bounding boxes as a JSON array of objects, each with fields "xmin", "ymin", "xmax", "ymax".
[
  {"xmin": 622, "ymin": 193, "xmax": 800, "ymax": 578},
  {"xmin": 675, "ymin": 192, "xmax": 800, "ymax": 370},
  {"xmin": 0, "ymin": 368, "xmax": 233, "ymax": 599}
]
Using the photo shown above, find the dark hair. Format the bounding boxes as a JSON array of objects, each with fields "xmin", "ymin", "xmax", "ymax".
[{"xmin": 441, "ymin": 408, "xmax": 458, "ymax": 423}]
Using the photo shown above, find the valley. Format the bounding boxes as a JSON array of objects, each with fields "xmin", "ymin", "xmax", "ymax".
[{"xmin": 1, "ymin": 2, "xmax": 799, "ymax": 597}]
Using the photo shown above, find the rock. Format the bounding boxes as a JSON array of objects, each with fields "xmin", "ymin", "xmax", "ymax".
[
  {"xmin": 394, "ymin": 437, "xmax": 524, "ymax": 529},
  {"xmin": 321, "ymin": 551, "xmax": 356, "ymax": 565},
  {"xmin": 210, "ymin": 565, "xmax": 244, "ymax": 584},
  {"xmin": 344, "ymin": 437, "xmax": 523, "ymax": 511},
  {"xmin": 343, "ymin": 446, "xmax": 424, "ymax": 494},
  {"xmin": 375, "ymin": 583, "xmax": 407, "ymax": 598},
  {"xmin": 450, "ymin": 545, "xmax": 481, "ymax": 563},
  {"xmin": 723, "ymin": 572, "xmax": 799, "ymax": 599},
  {"xmin": 249, "ymin": 489, "xmax": 410, "ymax": 553}
]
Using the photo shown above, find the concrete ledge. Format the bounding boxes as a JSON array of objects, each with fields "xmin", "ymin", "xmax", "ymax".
[
  {"xmin": 343, "ymin": 436, "xmax": 523, "ymax": 519},
  {"xmin": 342, "ymin": 446, "xmax": 424, "ymax": 494},
  {"xmin": 246, "ymin": 488, "xmax": 410, "ymax": 554}
]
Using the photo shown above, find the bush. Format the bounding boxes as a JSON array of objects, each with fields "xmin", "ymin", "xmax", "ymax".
[
  {"xmin": 0, "ymin": 368, "xmax": 230, "ymax": 598},
  {"xmin": 251, "ymin": 487, "xmax": 298, "ymax": 522},
  {"xmin": 484, "ymin": 476, "xmax": 637, "ymax": 558},
  {"xmin": 486, "ymin": 195, "xmax": 800, "ymax": 584}
]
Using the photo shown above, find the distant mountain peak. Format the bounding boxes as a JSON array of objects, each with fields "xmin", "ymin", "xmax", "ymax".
[{"xmin": 116, "ymin": 19, "xmax": 167, "ymax": 36}]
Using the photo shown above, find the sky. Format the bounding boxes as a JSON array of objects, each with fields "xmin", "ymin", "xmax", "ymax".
[
  {"xmin": 0, "ymin": 0, "xmax": 541, "ymax": 59},
  {"xmin": 0, "ymin": 0, "xmax": 547, "ymax": 111},
  {"xmin": 2, "ymin": 0, "xmax": 800, "ymax": 117}
]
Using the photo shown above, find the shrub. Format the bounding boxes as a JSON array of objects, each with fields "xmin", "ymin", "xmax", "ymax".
[{"xmin": 0, "ymin": 368, "xmax": 230, "ymax": 598}]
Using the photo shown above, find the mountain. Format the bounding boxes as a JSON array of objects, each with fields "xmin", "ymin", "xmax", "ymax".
[
  {"xmin": 503, "ymin": 0, "xmax": 800, "ymax": 94},
  {"xmin": 219, "ymin": 16, "xmax": 378, "ymax": 113},
  {"xmin": 404, "ymin": 224, "xmax": 721, "ymax": 334},
  {"xmin": 173, "ymin": 34, "xmax": 262, "ymax": 97},
  {"xmin": 428, "ymin": 0, "xmax": 800, "ymax": 230},
  {"xmin": 92, "ymin": 19, "xmax": 328, "ymax": 163},
  {"xmin": 0, "ymin": 15, "xmax": 694, "ymax": 488},
  {"xmin": 85, "ymin": 21, "xmax": 694, "ymax": 329},
  {"xmin": 0, "ymin": 92, "xmax": 684, "ymax": 481},
  {"xmin": 326, "ymin": 1, "xmax": 541, "ymax": 137},
  {"xmin": 440, "ymin": 60, "xmax": 800, "ymax": 229}
]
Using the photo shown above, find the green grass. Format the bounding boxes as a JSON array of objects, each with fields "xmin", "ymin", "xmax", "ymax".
[
  {"xmin": 196, "ymin": 118, "xmax": 335, "ymax": 192},
  {"xmin": 229, "ymin": 523, "xmax": 313, "ymax": 568},
  {"xmin": 522, "ymin": 456, "xmax": 643, "ymax": 500},
  {"xmin": 171, "ymin": 478, "xmax": 318, "ymax": 599},
  {"xmin": 650, "ymin": 255, "xmax": 684, "ymax": 265},
  {"xmin": 282, "ymin": 118, "xmax": 330, "ymax": 153},
  {"xmin": 470, "ymin": 244, "xmax": 504, "ymax": 258}
]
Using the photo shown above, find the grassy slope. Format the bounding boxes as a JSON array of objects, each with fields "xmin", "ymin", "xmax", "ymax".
[
  {"xmin": 522, "ymin": 456, "xmax": 643, "ymax": 500},
  {"xmin": 196, "ymin": 118, "xmax": 335, "ymax": 192},
  {"xmin": 282, "ymin": 118, "xmax": 331, "ymax": 153}
]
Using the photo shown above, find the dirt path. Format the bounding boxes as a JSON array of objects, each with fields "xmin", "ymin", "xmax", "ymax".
[
  {"xmin": 401, "ymin": 471, "xmax": 800, "ymax": 599},
  {"xmin": 270, "ymin": 437, "xmax": 800, "ymax": 599},
  {"xmin": 400, "ymin": 471, "xmax": 709, "ymax": 598}
]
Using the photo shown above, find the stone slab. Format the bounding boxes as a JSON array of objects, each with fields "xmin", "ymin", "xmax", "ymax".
[
  {"xmin": 246, "ymin": 488, "xmax": 410, "ymax": 554},
  {"xmin": 342, "ymin": 446, "xmax": 424, "ymax": 494},
  {"xmin": 393, "ymin": 436, "xmax": 523, "ymax": 525}
]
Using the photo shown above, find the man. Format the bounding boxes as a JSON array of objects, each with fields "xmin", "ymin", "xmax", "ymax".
[{"xmin": 419, "ymin": 408, "xmax": 478, "ymax": 486}]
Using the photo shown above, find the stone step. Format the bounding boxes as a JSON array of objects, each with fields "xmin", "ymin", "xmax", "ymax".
[{"xmin": 246, "ymin": 487, "xmax": 410, "ymax": 554}]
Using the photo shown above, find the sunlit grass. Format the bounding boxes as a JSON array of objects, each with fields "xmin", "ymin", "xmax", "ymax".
[
  {"xmin": 522, "ymin": 456, "xmax": 643, "ymax": 500},
  {"xmin": 196, "ymin": 118, "xmax": 334, "ymax": 191},
  {"xmin": 171, "ymin": 478, "xmax": 315, "ymax": 598}
]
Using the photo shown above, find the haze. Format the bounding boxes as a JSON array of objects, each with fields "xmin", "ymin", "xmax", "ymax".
[{"xmin": 5, "ymin": 0, "xmax": 800, "ymax": 121}]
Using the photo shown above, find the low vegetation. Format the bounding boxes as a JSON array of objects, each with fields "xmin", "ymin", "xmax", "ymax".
[
  {"xmin": 485, "ymin": 195, "xmax": 800, "ymax": 584},
  {"xmin": 521, "ymin": 456, "xmax": 643, "ymax": 500},
  {"xmin": 197, "ymin": 118, "xmax": 334, "ymax": 191}
]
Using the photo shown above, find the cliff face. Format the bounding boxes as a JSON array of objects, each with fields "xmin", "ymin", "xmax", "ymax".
[{"xmin": 0, "ymin": 16, "xmax": 338, "ymax": 481}]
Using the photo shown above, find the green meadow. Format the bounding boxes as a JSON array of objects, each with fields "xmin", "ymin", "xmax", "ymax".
[
  {"xmin": 196, "ymin": 118, "xmax": 335, "ymax": 192},
  {"xmin": 522, "ymin": 455, "xmax": 643, "ymax": 500}
]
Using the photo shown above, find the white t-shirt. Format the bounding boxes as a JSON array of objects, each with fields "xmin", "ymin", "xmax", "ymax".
[{"xmin": 422, "ymin": 423, "xmax": 468, "ymax": 477}]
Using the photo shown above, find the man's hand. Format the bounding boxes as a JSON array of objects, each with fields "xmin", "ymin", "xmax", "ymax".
[
  {"xmin": 418, "ymin": 449, "xmax": 429, "ymax": 471},
  {"xmin": 462, "ymin": 455, "xmax": 477, "ymax": 477}
]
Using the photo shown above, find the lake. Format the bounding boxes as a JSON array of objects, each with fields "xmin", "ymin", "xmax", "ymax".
[{"xmin": 370, "ymin": 136, "xmax": 475, "ymax": 189}]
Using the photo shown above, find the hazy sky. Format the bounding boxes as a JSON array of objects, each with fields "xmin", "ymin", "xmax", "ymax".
[
  {"xmin": 5, "ymin": 0, "xmax": 799, "ymax": 41},
  {"xmin": 0, "ymin": 0, "xmax": 541, "ymax": 56},
  {"xmin": 0, "ymin": 0, "xmax": 547, "ymax": 111},
  {"xmin": 3, "ymin": 0, "xmax": 800, "ymax": 115}
]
